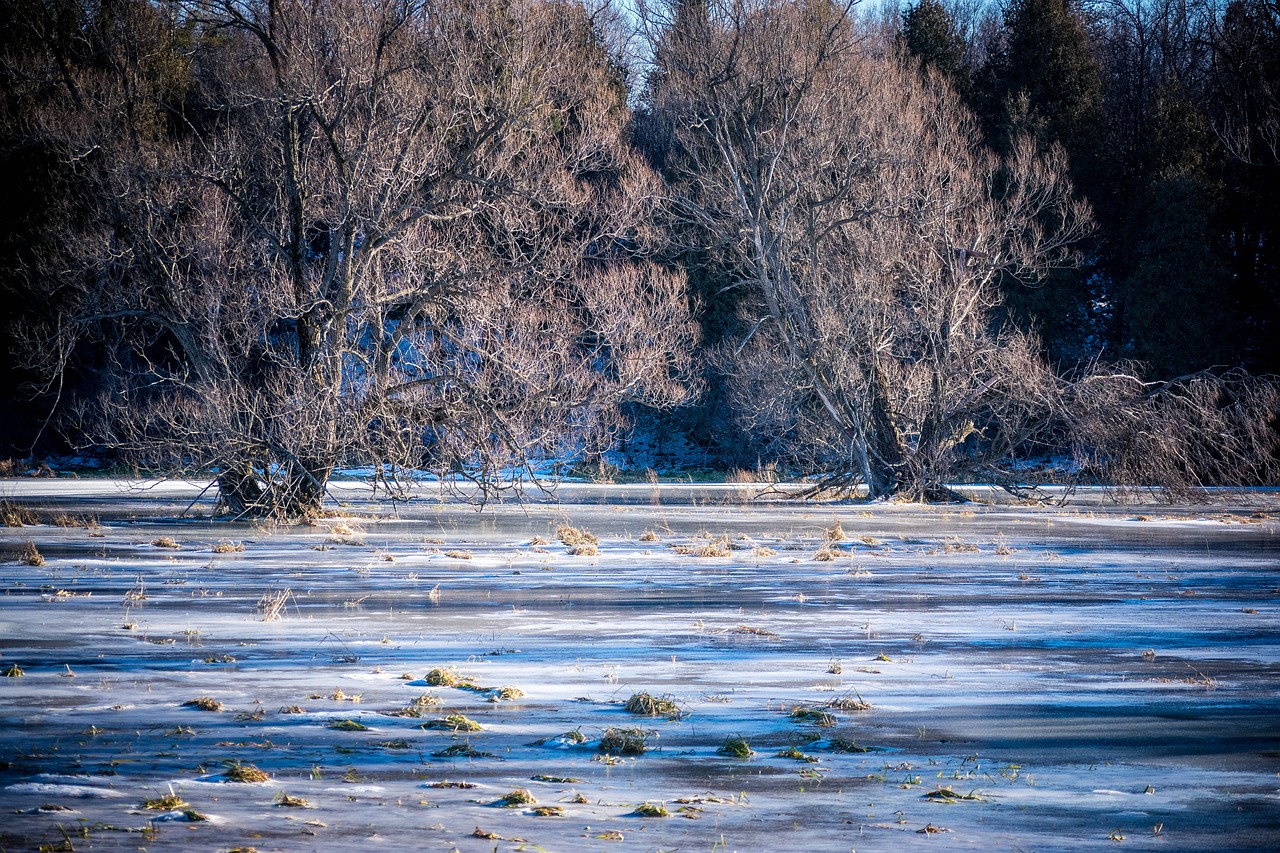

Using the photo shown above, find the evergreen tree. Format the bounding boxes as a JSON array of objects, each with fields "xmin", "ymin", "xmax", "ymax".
[
  {"xmin": 900, "ymin": 0, "xmax": 970, "ymax": 99},
  {"xmin": 977, "ymin": 0, "xmax": 1105, "ymax": 364}
]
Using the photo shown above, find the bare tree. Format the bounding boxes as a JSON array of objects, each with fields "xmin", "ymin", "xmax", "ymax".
[
  {"xmin": 19, "ymin": 0, "xmax": 697, "ymax": 516},
  {"xmin": 642, "ymin": 0, "xmax": 1089, "ymax": 499}
]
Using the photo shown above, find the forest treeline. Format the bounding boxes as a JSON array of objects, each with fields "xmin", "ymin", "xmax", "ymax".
[{"xmin": 0, "ymin": 0, "xmax": 1276, "ymax": 514}]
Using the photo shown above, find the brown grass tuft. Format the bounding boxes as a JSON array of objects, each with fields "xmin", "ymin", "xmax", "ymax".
[
  {"xmin": 18, "ymin": 541, "xmax": 45, "ymax": 566},
  {"xmin": 223, "ymin": 760, "xmax": 269, "ymax": 782},
  {"xmin": 557, "ymin": 525, "xmax": 598, "ymax": 547},
  {"xmin": 0, "ymin": 500, "xmax": 38, "ymax": 527}
]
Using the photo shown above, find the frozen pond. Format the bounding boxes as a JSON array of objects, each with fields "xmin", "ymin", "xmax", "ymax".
[{"xmin": 1, "ymin": 480, "xmax": 1278, "ymax": 851}]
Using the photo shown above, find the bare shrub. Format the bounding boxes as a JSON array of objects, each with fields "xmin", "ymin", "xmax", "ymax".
[{"xmin": 1066, "ymin": 367, "xmax": 1280, "ymax": 498}]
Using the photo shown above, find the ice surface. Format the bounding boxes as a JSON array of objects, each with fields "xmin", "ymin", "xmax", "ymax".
[{"xmin": 0, "ymin": 480, "xmax": 1277, "ymax": 851}]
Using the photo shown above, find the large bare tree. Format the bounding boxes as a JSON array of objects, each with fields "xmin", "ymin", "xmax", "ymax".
[
  {"xmin": 641, "ymin": 0, "xmax": 1090, "ymax": 499},
  {"xmin": 16, "ymin": 0, "xmax": 696, "ymax": 516}
]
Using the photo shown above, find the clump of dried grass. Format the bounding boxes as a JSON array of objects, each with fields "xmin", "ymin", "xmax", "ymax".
[
  {"xmin": 212, "ymin": 541, "xmax": 245, "ymax": 553},
  {"xmin": 223, "ymin": 760, "xmax": 269, "ymax": 782},
  {"xmin": 141, "ymin": 790, "xmax": 188, "ymax": 810},
  {"xmin": 624, "ymin": 692, "xmax": 683, "ymax": 719},
  {"xmin": 826, "ymin": 691, "xmax": 873, "ymax": 711},
  {"xmin": 492, "ymin": 789, "xmax": 537, "ymax": 807},
  {"xmin": 444, "ymin": 549, "xmax": 473, "ymax": 560},
  {"xmin": 152, "ymin": 537, "xmax": 181, "ymax": 549},
  {"xmin": 813, "ymin": 547, "xmax": 838, "ymax": 561},
  {"xmin": 733, "ymin": 625, "xmax": 780, "ymax": 639},
  {"xmin": 424, "ymin": 668, "xmax": 465, "ymax": 687},
  {"xmin": 824, "ymin": 519, "xmax": 846, "ymax": 542},
  {"xmin": 273, "ymin": 792, "xmax": 310, "ymax": 807},
  {"xmin": 183, "ymin": 696, "xmax": 223, "ymax": 712},
  {"xmin": 488, "ymin": 686, "xmax": 525, "ymax": 702},
  {"xmin": 568, "ymin": 543, "xmax": 598, "ymax": 556},
  {"xmin": 789, "ymin": 706, "xmax": 837, "ymax": 726},
  {"xmin": 432, "ymin": 743, "xmax": 494, "ymax": 759},
  {"xmin": 556, "ymin": 525, "xmax": 598, "ymax": 547},
  {"xmin": 639, "ymin": 530, "xmax": 659, "ymax": 542},
  {"xmin": 923, "ymin": 787, "xmax": 986, "ymax": 803},
  {"xmin": 422, "ymin": 714, "xmax": 482, "ymax": 732},
  {"xmin": 532, "ymin": 805, "xmax": 565, "ymax": 817},
  {"xmin": 598, "ymin": 726, "xmax": 648, "ymax": 755},
  {"xmin": 325, "ymin": 521, "xmax": 366, "ymax": 545},
  {"xmin": 716, "ymin": 735, "xmax": 754, "ymax": 758},
  {"xmin": 633, "ymin": 802, "xmax": 670, "ymax": 817},
  {"xmin": 674, "ymin": 535, "xmax": 732, "ymax": 557},
  {"xmin": 3, "ymin": 663, "xmax": 25, "ymax": 677},
  {"xmin": 776, "ymin": 746, "xmax": 819, "ymax": 763},
  {"xmin": 528, "ymin": 535, "xmax": 549, "ymax": 546},
  {"xmin": 18, "ymin": 541, "xmax": 45, "ymax": 567},
  {"xmin": 0, "ymin": 501, "xmax": 38, "ymax": 527},
  {"xmin": 256, "ymin": 588, "xmax": 293, "ymax": 621},
  {"xmin": 826, "ymin": 734, "xmax": 873, "ymax": 753},
  {"xmin": 329, "ymin": 719, "xmax": 368, "ymax": 731}
]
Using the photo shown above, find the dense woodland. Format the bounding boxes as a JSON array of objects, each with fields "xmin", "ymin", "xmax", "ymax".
[{"xmin": 0, "ymin": 0, "xmax": 1276, "ymax": 513}]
